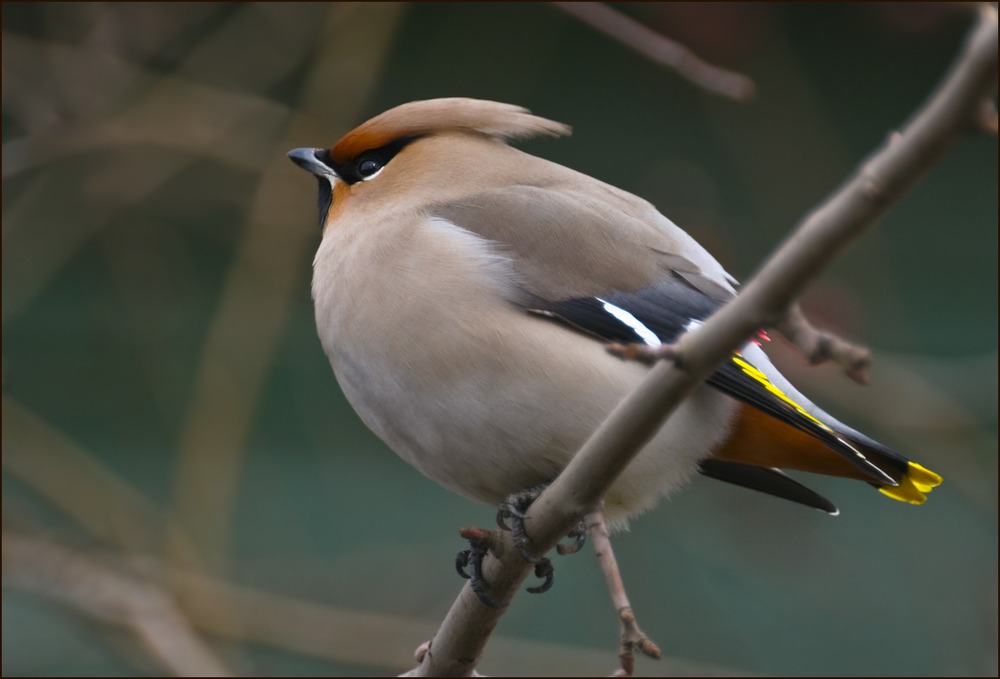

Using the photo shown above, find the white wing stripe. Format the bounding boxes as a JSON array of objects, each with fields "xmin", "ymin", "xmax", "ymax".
[{"xmin": 597, "ymin": 298, "xmax": 662, "ymax": 347}]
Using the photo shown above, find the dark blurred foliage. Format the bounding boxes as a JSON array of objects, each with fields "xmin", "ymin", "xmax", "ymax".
[{"xmin": 2, "ymin": 3, "xmax": 996, "ymax": 676}]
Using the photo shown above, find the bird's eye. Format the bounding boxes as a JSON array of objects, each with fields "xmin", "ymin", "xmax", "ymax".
[{"xmin": 357, "ymin": 157, "xmax": 384, "ymax": 180}]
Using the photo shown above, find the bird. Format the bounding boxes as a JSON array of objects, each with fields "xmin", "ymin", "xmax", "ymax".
[{"xmin": 287, "ymin": 97, "xmax": 941, "ymax": 531}]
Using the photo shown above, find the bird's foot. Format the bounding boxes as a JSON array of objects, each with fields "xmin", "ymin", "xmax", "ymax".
[
  {"xmin": 455, "ymin": 526, "xmax": 503, "ymax": 608},
  {"xmin": 494, "ymin": 485, "xmax": 587, "ymax": 594},
  {"xmin": 496, "ymin": 485, "xmax": 547, "ymax": 562}
]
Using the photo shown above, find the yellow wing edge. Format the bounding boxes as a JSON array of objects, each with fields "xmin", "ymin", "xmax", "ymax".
[{"xmin": 878, "ymin": 462, "xmax": 943, "ymax": 505}]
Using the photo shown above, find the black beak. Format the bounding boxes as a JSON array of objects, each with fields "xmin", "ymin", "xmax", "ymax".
[{"xmin": 288, "ymin": 147, "xmax": 335, "ymax": 178}]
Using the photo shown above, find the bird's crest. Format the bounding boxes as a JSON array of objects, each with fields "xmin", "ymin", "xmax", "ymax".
[{"xmin": 330, "ymin": 98, "xmax": 571, "ymax": 164}]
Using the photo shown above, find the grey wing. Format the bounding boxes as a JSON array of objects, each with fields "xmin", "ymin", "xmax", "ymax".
[{"xmin": 429, "ymin": 183, "xmax": 737, "ymax": 303}]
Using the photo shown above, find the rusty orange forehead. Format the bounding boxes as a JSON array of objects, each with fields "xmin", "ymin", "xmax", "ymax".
[{"xmin": 330, "ymin": 125, "xmax": 401, "ymax": 164}]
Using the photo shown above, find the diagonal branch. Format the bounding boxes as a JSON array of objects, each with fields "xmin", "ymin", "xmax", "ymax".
[
  {"xmin": 551, "ymin": 2, "xmax": 756, "ymax": 101},
  {"xmin": 413, "ymin": 6, "xmax": 998, "ymax": 677}
]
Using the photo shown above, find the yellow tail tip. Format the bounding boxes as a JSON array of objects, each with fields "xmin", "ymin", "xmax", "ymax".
[{"xmin": 879, "ymin": 462, "xmax": 943, "ymax": 505}]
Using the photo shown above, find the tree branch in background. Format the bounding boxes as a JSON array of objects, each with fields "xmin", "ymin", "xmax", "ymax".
[
  {"xmin": 413, "ymin": 6, "xmax": 997, "ymax": 676},
  {"xmin": 551, "ymin": 2, "xmax": 756, "ymax": 101},
  {"xmin": 2, "ymin": 532, "xmax": 232, "ymax": 678},
  {"xmin": 974, "ymin": 96, "xmax": 999, "ymax": 134}
]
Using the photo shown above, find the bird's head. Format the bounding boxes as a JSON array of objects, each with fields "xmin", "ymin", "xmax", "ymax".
[{"xmin": 288, "ymin": 98, "xmax": 571, "ymax": 230}]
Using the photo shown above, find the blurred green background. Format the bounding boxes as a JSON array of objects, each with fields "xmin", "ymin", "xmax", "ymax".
[{"xmin": 2, "ymin": 3, "xmax": 996, "ymax": 676}]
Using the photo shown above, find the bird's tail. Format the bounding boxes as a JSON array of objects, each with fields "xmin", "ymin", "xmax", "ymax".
[{"xmin": 832, "ymin": 425, "xmax": 942, "ymax": 504}]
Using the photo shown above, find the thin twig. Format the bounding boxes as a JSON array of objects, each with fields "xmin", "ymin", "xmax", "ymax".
[
  {"xmin": 552, "ymin": 2, "xmax": 756, "ymax": 101},
  {"xmin": 777, "ymin": 302, "xmax": 872, "ymax": 384},
  {"xmin": 586, "ymin": 510, "xmax": 660, "ymax": 677},
  {"xmin": 414, "ymin": 7, "xmax": 997, "ymax": 676}
]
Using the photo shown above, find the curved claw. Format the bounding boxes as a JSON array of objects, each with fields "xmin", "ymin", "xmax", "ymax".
[
  {"xmin": 470, "ymin": 576, "xmax": 502, "ymax": 609},
  {"xmin": 526, "ymin": 558, "xmax": 554, "ymax": 594},
  {"xmin": 556, "ymin": 523, "xmax": 587, "ymax": 555},
  {"xmin": 495, "ymin": 487, "xmax": 547, "ymax": 563},
  {"xmin": 500, "ymin": 500, "xmax": 528, "ymax": 520},
  {"xmin": 509, "ymin": 516, "xmax": 539, "ymax": 564},
  {"xmin": 455, "ymin": 532, "xmax": 503, "ymax": 608},
  {"xmin": 455, "ymin": 550, "xmax": 472, "ymax": 579},
  {"xmin": 496, "ymin": 490, "xmax": 532, "ymax": 532}
]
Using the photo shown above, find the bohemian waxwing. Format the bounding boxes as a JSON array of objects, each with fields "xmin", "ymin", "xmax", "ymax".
[{"xmin": 288, "ymin": 97, "xmax": 941, "ymax": 529}]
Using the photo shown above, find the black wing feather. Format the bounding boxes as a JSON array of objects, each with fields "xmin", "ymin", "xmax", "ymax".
[
  {"xmin": 698, "ymin": 459, "xmax": 839, "ymax": 514},
  {"xmin": 531, "ymin": 279, "xmax": 896, "ymax": 488}
]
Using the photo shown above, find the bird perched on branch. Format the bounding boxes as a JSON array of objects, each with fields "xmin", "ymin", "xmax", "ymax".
[
  {"xmin": 289, "ymin": 98, "xmax": 943, "ymax": 669},
  {"xmin": 289, "ymin": 97, "xmax": 940, "ymax": 529}
]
